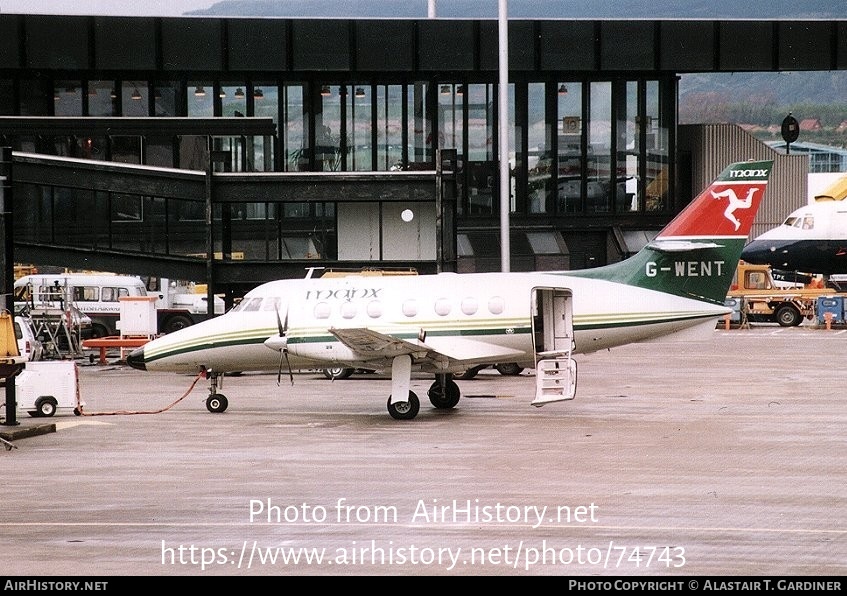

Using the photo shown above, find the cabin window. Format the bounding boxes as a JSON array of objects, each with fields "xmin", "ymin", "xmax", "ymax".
[
  {"xmin": 72, "ymin": 286, "xmax": 99, "ymax": 302},
  {"xmin": 402, "ymin": 299, "xmax": 418, "ymax": 317},
  {"xmin": 340, "ymin": 302, "xmax": 357, "ymax": 319},
  {"xmin": 101, "ymin": 287, "xmax": 130, "ymax": 302},
  {"xmin": 488, "ymin": 296, "xmax": 505, "ymax": 315},
  {"xmin": 461, "ymin": 297, "xmax": 478, "ymax": 315},
  {"xmin": 314, "ymin": 302, "xmax": 331, "ymax": 319},
  {"xmin": 434, "ymin": 298, "xmax": 451, "ymax": 316},
  {"xmin": 366, "ymin": 301, "xmax": 383, "ymax": 318}
]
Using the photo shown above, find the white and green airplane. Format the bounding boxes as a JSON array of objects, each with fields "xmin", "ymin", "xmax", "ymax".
[{"xmin": 127, "ymin": 160, "xmax": 773, "ymax": 420}]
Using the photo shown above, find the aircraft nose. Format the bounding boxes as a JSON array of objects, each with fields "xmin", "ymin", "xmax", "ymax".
[
  {"xmin": 741, "ymin": 239, "xmax": 771, "ymax": 262},
  {"xmin": 126, "ymin": 347, "xmax": 147, "ymax": 371}
]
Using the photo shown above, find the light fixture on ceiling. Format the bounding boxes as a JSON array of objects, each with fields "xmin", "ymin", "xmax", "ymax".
[
  {"xmin": 320, "ymin": 85, "xmax": 331, "ymax": 97},
  {"xmin": 253, "ymin": 88, "xmax": 264, "ymax": 99},
  {"xmin": 456, "ymin": 84, "xmax": 465, "ymax": 95},
  {"xmin": 355, "ymin": 87, "xmax": 365, "ymax": 98},
  {"xmin": 439, "ymin": 84, "xmax": 450, "ymax": 95},
  {"xmin": 194, "ymin": 85, "xmax": 206, "ymax": 97},
  {"xmin": 234, "ymin": 87, "xmax": 245, "ymax": 99},
  {"xmin": 558, "ymin": 84, "xmax": 568, "ymax": 95},
  {"xmin": 219, "ymin": 88, "xmax": 226, "ymax": 98},
  {"xmin": 131, "ymin": 87, "xmax": 143, "ymax": 101}
]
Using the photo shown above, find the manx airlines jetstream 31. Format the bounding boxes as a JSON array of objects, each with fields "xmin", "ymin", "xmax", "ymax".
[{"xmin": 127, "ymin": 160, "xmax": 773, "ymax": 420}]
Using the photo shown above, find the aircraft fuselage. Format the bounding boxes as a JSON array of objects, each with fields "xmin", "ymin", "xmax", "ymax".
[{"xmin": 129, "ymin": 271, "xmax": 728, "ymax": 375}]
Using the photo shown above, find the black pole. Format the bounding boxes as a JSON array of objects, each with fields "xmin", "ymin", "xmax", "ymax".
[{"xmin": 1, "ymin": 147, "xmax": 18, "ymax": 426}]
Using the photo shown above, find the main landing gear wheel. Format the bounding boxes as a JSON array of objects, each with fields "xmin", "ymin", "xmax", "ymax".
[
  {"xmin": 495, "ymin": 362, "xmax": 524, "ymax": 376},
  {"xmin": 206, "ymin": 394, "xmax": 228, "ymax": 413},
  {"xmin": 387, "ymin": 391, "xmax": 420, "ymax": 420},
  {"xmin": 323, "ymin": 367, "xmax": 354, "ymax": 380},
  {"xmin": 428, "ymin": 379, "xmax": 460, "ymax": 409}
]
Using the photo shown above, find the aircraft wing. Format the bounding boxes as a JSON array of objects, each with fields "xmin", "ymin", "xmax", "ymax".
[{"xmin": 328, "ymin": 327, "xmax": 525, "ymax": 368}]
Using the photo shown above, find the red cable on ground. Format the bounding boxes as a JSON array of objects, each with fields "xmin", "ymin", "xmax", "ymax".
[{"xmin": 76, "ymin": 371, "xmax": 204, "ymax": 416}]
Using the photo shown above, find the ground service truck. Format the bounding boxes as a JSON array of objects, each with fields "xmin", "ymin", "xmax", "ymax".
[{"xmin": 727, "ymin": 261, "xmax": 844, "ymax": 326}]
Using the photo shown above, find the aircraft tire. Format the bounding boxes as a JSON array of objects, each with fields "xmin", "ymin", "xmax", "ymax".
[
  {"xmin": 206, "ymin": 394, "xmax": 228, "ymax": 413},
  {"xmin": 457, "ymin": 365, "xmax": 484, "ymax": 380},
  {"xmin": 495, "ymin": 363, "xmax": 524, "ymax": 376},
  {"xmin": 323, "ymin": 367, "xmax": 354, "ymax": 380},
  {"xmin": 428, "ymin": 380, "xmax": 460, "ymax": 409},
  {"xmin": 387, "ymin": 391, "xmax": 420, "ymax": 420}
]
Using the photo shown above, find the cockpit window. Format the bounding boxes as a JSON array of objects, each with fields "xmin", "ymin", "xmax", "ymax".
[
  {"xmin": 262, "ymin": 297, "xmax": 282, "ymax": 312},
  {"xmin": 232, "ymin": 297, "xmax": 263, "ymax": 312},
  {"xmin": 785, "ymin": 215, "xmax": 814, "ymax": 230}
]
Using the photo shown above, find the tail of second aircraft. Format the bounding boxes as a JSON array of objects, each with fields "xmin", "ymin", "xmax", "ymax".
[{"xmin": 567, "ymin": 160, "xmax": 773, "ymax": 304}]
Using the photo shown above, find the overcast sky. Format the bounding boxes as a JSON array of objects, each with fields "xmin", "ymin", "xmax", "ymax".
[{"xmin": 0, "ymin": 0, "xmax": 215, "ymax": 16}]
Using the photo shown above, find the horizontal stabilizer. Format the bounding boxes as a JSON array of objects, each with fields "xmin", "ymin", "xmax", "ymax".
[{"xmin": 646, "ymin": 240, "xmax": 724, "ymax": 252}]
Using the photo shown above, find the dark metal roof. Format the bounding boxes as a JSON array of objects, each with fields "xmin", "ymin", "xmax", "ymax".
[{"xmin": 1, "ymin": 15, "xmax": 845, "ymax": 75}]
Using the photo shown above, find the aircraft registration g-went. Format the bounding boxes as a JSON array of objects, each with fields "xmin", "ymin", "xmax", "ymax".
[{"xmin": 127, "ymin": 160, "xmax": 773, "ymax": 420}]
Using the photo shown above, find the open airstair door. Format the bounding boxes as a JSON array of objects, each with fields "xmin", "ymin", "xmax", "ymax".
[{"xmin": 531, "ymin": 287, "xmax": 577, "ymax": 407}]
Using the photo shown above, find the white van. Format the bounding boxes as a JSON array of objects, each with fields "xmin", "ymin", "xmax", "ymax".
[
  {"xmin": 14, "ymin": 316, "xmax": 43, "ymax": 362},
  {"xmin": 15, "ymin": 274, "xmax": 147, "ymax": 338},
  {"xmin": 15, "ymin": 273, "xmax": 222, "ymax": 337}
]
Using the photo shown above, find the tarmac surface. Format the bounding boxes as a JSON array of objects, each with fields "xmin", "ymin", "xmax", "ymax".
[{"xmin": 2, "ymin": 324, "xmax": 846, "ymax": 577}]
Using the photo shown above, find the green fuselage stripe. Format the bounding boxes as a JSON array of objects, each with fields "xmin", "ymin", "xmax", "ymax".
[{"xmin": 140, "ymin": 309, "xmax": 720, "ymax": 364}]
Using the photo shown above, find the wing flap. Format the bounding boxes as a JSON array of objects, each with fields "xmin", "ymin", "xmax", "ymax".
[{"xmin": 329, "ymin": 327, "xmax": 525, "ymax": 367}]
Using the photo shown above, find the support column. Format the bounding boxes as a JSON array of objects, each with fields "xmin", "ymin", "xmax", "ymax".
[{"xmin": 1, "ymin": 147, "xmax": 19, "ymax": 426}]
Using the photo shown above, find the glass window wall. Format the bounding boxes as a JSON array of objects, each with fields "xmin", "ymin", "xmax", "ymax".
[
  {"xmin": 347, "ymin": 84, "xmax": 372, "ymax": 171},
  {"xmin": 154, "ymin": 82, "xmax": 182, "ymax": 117},
  {"xmin": 587, "ymin": 81, "xmax": 612, "ymax": 213},
  {"xmin": 54, "ymin": 81, "xmax": 82, "ymax": 116},
  {"xmin": 616, "ymin": 81, "xmax": 639, "ymax": 213},
  {"xmin": 251, "ymin": 82, "xmax": 277, "ymax": 171},
  {"xmin": 188, "ymin": 82, "xmax": 213, "ymax": 117},
  {"xmin": 283, "ymin": 83, "xmax": 307, "ymax": 172},
  {"xmin": 645, "ymin": 80, "xmax": 669, "ymax": 211},
  {"xmin": 316, "ymin": 84, "xmax": 343, "ymax": 172},
  {"xmin": 376, "ymin": 85, "xmax": 403, "ymax": 171},
  {"xmin": 407, "ymin": 82, "xmax": 432, "ymax": 168},
  {"xmin": 465, "ymin": 83, "xmax": 495, "ymax": 215},
  {"xmin": 527, "ymin": 82, "xmax": 551, "ymax": 214},
  {"xmin": 88, "ymin": 80, "xmax": 117, "ymax": 116},
  {"xmin": 122, "ymin": 81, "xmax": 148, "ymax": 116},
  {"xmin": 556, "ymin": 81, "xmax": 583, "ymax": 213}
]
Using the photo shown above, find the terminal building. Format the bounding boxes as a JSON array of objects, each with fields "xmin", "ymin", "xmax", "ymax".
[{"xmin": 0, "ymin": 13, "xmax": 840, "ymax": 300}]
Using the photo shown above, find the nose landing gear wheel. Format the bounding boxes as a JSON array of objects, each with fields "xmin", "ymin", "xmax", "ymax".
[
  {"xmin": 387, "ymin": 391, "xmax": 420, "ymax": 420},
  {"xmin": 206, "ymin": 394, "xmax": 228, "ymax": 413}
]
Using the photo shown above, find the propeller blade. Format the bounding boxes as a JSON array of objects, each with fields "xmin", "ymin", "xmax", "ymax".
[
  {"xmin": 284, "ymin": 350, "xmax": 294, "ymax": 386},
  {"xmin": 273, "ymin": 307, "xmax": 293, "ymax": 387},
  {"xmin": 276, "ymin": 308, "xmax": 287, "ymax": 337}
]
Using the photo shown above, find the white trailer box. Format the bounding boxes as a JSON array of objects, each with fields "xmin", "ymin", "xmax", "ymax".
[
  {"xmin": 119, "ymin": 295, "xmax": 158, "ymax": 336},
  {"xmin": 16, "ymin": 360, "xmax": 82, "ymax": 417}
]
